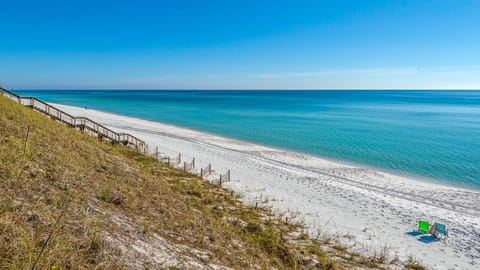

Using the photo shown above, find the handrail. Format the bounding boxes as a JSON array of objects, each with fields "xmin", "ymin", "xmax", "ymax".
[
  {"xmin": 0, "ymin": 87, "xmax": 21, "ymax": 102},
  {"xmin": 0, "ymin": 87, "xmax": 146, "ymax": 151}
]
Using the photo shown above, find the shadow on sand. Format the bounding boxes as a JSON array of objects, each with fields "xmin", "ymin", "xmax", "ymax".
[
  {"xmin": 418, "ymin": 235, "xmax": 440, "ymax": 244},
  {"xmin": 405, "ymin": 231, "xmax": 440, "ymax": 244},
  {"xmin": 406, "ymin": 231, "xmax": 423, "ymax": 237}
]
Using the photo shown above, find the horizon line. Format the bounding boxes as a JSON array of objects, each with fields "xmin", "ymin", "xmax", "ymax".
[{"xmin": 10, "ymin": 88, "xmax": 480, "ymax": 91}]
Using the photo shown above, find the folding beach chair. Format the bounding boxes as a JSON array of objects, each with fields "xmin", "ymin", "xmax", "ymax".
[
  {"xmin": 418, "ymin": 220, "xmax": 430, "ymax": 234},
  {"xmin": 430, "ymin": 223, "xmax": 448, "ymax": 240}
]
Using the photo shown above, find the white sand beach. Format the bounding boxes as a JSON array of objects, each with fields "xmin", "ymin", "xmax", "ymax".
[{"xmin": 54, "ymin": 103, "xmax": 480, "ymax": 270}]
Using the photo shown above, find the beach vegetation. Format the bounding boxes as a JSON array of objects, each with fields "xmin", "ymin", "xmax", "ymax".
[
  {"xmin": 405, "ymin": 256, "xmax": 427, "ymax": 270},
  {"xmin": 0, "ymin": 95, "xmax": 423, "ymax": 269}
]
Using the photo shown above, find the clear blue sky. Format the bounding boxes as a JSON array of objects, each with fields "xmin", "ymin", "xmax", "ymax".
[{"xmin": 1, "ymin": 0, "xmax": 479, "ymax": 89}]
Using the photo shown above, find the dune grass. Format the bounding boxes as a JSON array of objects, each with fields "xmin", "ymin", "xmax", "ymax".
[{"xmin": 0, "ymin": 95, "xmax": 404, "ymax": 269}]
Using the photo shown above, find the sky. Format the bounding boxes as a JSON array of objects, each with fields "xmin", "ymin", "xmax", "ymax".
[{"xmin": 0, "ymin": 0, "xmax": 479, "ymax": 90}]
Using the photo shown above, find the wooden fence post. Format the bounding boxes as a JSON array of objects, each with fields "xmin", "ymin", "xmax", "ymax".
[
  {"xmin": 155, "ymin": 147, "xmax": 158, "ymax": 160},
  {"xmin": 209, "ymin": 164, "xmax": 211, "ymax": 175},
  {"xmin": 192, "ymin": 158, "xmax": 195, "ymax": 168},
  {"xmin": 219, "ymin": 175, "xmax": 222, "ymax": 186},
  {"xmin": 228, "ymin": 170, "xmax": 230, "ymax": 181},
  {"xmin": 183, "ymin": 162, "xmax": 186, "ymax": 172},
  {"xmin": 178, "ymin": 153, "xmax": 181, "ymax": 164},
  {"xmin": 201, "ymin": 168, "xmax": 203, "ymax": 177},
  {"xmin": 24, "ymin": 126, "xmax": 30, "ymax": 155},
  {"xmin": 167, "ymin": 157, "xmax": 170, "ymax": 166}
]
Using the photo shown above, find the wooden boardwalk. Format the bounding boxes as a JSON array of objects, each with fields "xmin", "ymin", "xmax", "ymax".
[{"xmin": 0, "ymin": 87, "xmax": 146, "ymax": 151}]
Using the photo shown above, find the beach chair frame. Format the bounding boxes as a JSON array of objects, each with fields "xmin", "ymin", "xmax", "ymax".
[{"xmin": 430, "ymin": 222, "xmax": 448, "ymax": 240}]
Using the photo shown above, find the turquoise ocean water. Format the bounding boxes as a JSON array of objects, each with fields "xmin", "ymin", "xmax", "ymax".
[{"xmin": 16, "ymin": 90, "xmax": 480, "ymax": 189}]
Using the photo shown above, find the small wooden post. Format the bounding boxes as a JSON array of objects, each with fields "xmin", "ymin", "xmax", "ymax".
[
  {"xmin": 178, "ymin": 153, "xmax": 181, "ymax": 164},
  {"xmin": 201, "ymin": 168, "xmax": 203, "ymax": 177},
  {"xmin": 24, "ymin": 126, "xmax": 30, "ymax": 155},
  {"xmin": 183, "ymin": 162, "xmax": 186, "ymax": 172},
  {"xmin": 167, "ymin": 157, "xmax": 170, "ymax": 166},
  {"xmin": 192, "ymin": 158, "xmax": 195, "ymax": 168},
  {"xmin": 155, "ymin": 147, "xmax": 159, "ymax": 160},
  {"xmin": 219, "ymin": 175, "xmax": 222, "ymax": 186},
  {"xmin": 209, "ymin": 164, "xmax": 211, "ymax": 175},
  {"xmin": 227, "ymin": 170, "xmax": 230, "ymax": 181}
]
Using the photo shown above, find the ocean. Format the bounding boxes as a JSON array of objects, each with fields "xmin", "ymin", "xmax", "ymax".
[{"xmin": 16, "ymin": 90, "xmax": 480, "ymax": 189}]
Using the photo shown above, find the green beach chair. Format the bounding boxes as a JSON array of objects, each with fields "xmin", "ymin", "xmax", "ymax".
[{"xmin": 418, "ymin": 220, "xmax": 430, "ymax": 234}]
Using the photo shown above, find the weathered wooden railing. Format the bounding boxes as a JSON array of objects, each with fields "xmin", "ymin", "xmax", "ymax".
[{"xmin": 0, "ymin": 87, "xmax": 146, "ymax": 151}]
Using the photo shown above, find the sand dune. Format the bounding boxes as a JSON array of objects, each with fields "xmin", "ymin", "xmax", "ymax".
[{"xmin": 54, "ymin": 103, "xmax": 480, "ymax": 270}]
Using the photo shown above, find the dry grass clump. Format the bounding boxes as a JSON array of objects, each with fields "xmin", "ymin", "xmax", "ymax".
[
  {"xmin": 0, "ymin": 96, "xmax": 404, "ymax": 269},
  {"xmin": 405, "ymin": 256, "xmax": 427, "ymax": 270}
]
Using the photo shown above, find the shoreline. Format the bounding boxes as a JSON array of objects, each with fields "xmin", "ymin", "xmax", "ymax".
[
  {"xmin": 52, "ymin": 102, "xmax": 478, "ymax": 192},
  {"xmin": 53, "ymin": 102, "xmax": 480, "ymax": 269}
]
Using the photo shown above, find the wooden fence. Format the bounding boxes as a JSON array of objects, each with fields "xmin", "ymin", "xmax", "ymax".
[
  {"xmin": 219, "ymin": 170, "xmax": 231, "ymax": 184},
  {"xmin": 183, "ymin": 158, "xmax": 195, "ymax": 172},
  {"xmin": 145, "ymin": 146, "xmax": 231, "ymax": 185},
  {"xmin": 200, "ymin": 164, "xmax": 212, "ymax": 177}
]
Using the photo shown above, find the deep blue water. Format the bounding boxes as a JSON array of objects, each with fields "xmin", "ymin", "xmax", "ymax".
[{"xmin": 16, "ymin": 90, "xmax": 480, "ymax": 189}]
